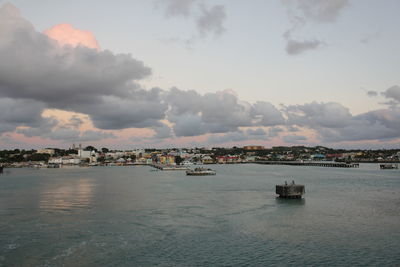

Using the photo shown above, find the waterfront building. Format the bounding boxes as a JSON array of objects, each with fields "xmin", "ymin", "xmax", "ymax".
[
  {"xmin": 159, "ymin": 155, "xmax": 175, "ymax": 165},
  {"xmin": 49, "ymin": 156, "xmax": 80, "ymax": 165},
  {"xmin": 311, "ymin": 154, "xmax": 326, "ymax": 160},
  {"xmin": 217, "ymin": 155, "xmax": 240, "ymax": 164},
  {"xmin": 245, "ymin": 156, "xmax": 257, "ymax": 162},
  {"xmin": 201, "ymin": 156, "xmax": 214, "ymax": 164},
  {"xmin": 217, "ymin": 156, "xmax": 225, "ymax": 164},
  {"xmin": 48, "ymin": 157, "xmax": 62, "ymax": 164}
]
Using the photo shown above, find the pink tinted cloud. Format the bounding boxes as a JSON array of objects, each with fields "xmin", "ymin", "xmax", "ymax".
[{"xmin": 44, "ymin": 23, "xmax": 100, "ymax": 50}]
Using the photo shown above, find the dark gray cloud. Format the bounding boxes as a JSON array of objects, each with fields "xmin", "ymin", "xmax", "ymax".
[
  {"xmin": 286, "ymin": 125, "xmax": 300, "ymax": 132},
  {"xmin": 367, "ymin": 90, "xmax": 378, "ymax": 97},
  {"xmin": 74, "ymin": 91, "xmax": 168, "ymax": 130},
  {"xmin": 0, "ymin": 22, "xmax": 151, "ymax": 107},
  {"xmin": 382, "ymin": 85, "xmax": 400, "ymax": 103},
  {"xmin": 283, "ymin": 134, "xmax": 308, "ymax": 144},
  {"xmin": 77, "ymin": 130, "xmax": 115, "ymax": 142},
  {"xmin": 170, "ymin": 113, "xmax": 207, "ymax": 137},
  {"xmin": 207, "ymin": 128, "xmax": 269, "ymax": 145},
  {"xmin": 16, "ymin": 116, "xmax": 115, "ymax": 142},
  {"xmin": 0, "ymin": 3, "xmax": 284, "ymax": 143},
  {"xmin": 197, "ymin": 4, "xmax": 226, "ymax": 37},
  {"xmin": 285, "ymin": 101, "xmax": 352, "ymax": 128},
  {"xmin": 157, "ymin": 0, "xmax": 226, "ymax": 39},
  {"xmin": 360, "ymin": 32, "xmax": 380, "ymax": 44},
  {"xmin": 165, "ymin": 89, "xmax": 284, "ymax": 136},
  {"xmin": 166, "ymin": 89, "xmax": 253, "ymax": 135},
  {"xmin": 286, "ymin": 101, "xmax": 400, "ymax": 142},
  {"xmin": 0, "ymin": 3, "xmax": 167, "ymax": 133},
  {"xmin": 319, "ymin": 108, "xmax": 400, "ymax": 142},
  {"xmin": 246, "ymin": 128, "xmax": 267, "ymax": 136},
  {"xmin": 207, "ymin": 131, "xmax": 249, "ymax": 145},
  {"xmin": 286, "ymin": 0, "xmax": 349, "ymax": 23},
  {"xmin": 16, "ymin": 117, "xmax": 58, "ymax": 137},
  {"xmin": 161, "ymin": 0, "xmax": 197, "ymax": 17},
  {"xmin": 0, "ymin": 98, "xmax": 46, "ymax": 134},
  {"xmin": 252, "ymin": 101, "xmax": 286, "ymax": 126},
  {"xmin": 268, "ymin": 127, "xmax": 284, "ymax": 137},
  {"xmin": 22, "ymin": 127, "xmax": 115, "ymax": 142},
  {"xmin": 1, "ymin": 3, "xmax": 399, "ymax": 147},
  {"xmin": 165, "ymin": 87, "xmax": 203, "ymax": 114},
  {"xmin": 282, "ymin": 0, "xmax": 348, "ymax": 55},
  {"xmin": 285, "ymin": 37, "xmax": 323, "ymax": 55},
  {"xmin": 200, "ymin": 92, "xmax": 253, "ymax": 130},
  {"xmin": 152, "ymin": 122, "xmax": 173, "ymax": 139},
  {"xmin": 65, "ymin": 115, "xmax": 85, "ymax": 128}
]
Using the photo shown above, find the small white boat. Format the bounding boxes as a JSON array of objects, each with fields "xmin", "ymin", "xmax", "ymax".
[{"xmin": 380, "ymin": 163, "xmax": 399, "ymax": 169}]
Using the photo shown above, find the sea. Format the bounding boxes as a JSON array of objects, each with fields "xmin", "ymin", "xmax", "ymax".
[{"xmin": 0, "ymin": 164, "xmax": 399, "ymax": 266}]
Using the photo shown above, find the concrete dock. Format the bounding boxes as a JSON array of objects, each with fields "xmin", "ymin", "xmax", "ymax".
[
  {"xmin": 150, "ymin": 163, "xmax": 189, "ymax": 171},
  {"xmin": 256, "ymin": 161, "xmax": 359, "ymax": 168}
]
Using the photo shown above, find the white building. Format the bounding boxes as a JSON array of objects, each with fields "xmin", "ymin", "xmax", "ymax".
[
  {"xmin": 78, "ymin": 149, "xmax": 92, "ymax": 159},
  {"xmin": 48, "ymin": 157, "xmax": 62, "ymax": 164},
  {"xmin": 78, "ymin": 148, "xmax": 98, "ymax": 163},
  {"xmin": 49, "ymin": 156, "xmax": 81, "ymax": 165},
  {"xmin": 133, "ymin": 149, "xmax": 145, "ymax": 157}
]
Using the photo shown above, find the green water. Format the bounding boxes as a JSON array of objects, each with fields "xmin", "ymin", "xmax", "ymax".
[{"xmin": 0, "ymin": 164, "xmax": 399, "ymax": 266}]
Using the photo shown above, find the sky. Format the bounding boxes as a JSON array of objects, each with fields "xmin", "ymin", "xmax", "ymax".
[{"xmin": 0, "ymin": 0, "xmax": 399, "ymax": 149}]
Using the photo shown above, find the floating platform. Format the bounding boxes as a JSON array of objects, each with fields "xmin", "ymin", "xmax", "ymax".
[{"xmin": 276, "ymin": 182, "xmax": 305, "ymax": 199}]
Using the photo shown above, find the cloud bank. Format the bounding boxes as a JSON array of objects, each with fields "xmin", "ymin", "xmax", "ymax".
[{"xmin": 0, "ymin": 3, "xmax": 399, "ymax": 148}]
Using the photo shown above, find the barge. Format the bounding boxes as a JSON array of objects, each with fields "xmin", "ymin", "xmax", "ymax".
[{"xmin": 276, "ymin": 181, "xmax": 305, "ymax": 199}]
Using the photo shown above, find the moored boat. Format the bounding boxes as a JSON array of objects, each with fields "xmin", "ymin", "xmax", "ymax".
[{"xmin": 186, "ymin": 167, "xmax": 216, "ymax": 176}]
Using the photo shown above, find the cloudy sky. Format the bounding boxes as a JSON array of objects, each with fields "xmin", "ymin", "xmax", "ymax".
[{"xmin": 0, "ymin": 0, "xmax": 399, "ymax": 149}]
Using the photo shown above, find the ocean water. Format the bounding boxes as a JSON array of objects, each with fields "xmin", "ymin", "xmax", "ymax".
[{"xmin": 0, "ymin": 164, "xmax": 399, "ymax": 266}]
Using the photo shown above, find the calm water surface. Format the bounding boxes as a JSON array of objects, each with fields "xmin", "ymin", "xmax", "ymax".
[{"xmin": 0, "ymin": 164, "xmax": 399, "ymax": 266}]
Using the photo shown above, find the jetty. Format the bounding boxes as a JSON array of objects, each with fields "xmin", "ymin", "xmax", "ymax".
[
  {"xmin": 276, "ymin": 181, "xmax": 305, "ymax": 199},
  {"xmin": 150, "ymin": 163, "xmax": 189, "ymax": 171},
  {"xmin": 380, "ymin": 163, "xmax": 399, "ymax": 169},
  {"xmin": 255, "ymin": 161, "xmax": 359, "ymax": 168}
]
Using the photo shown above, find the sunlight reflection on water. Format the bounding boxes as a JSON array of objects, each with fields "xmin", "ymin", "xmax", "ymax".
[{"xmin": 39, "ymin": 178, "xmax": 95, "ymax": 212}]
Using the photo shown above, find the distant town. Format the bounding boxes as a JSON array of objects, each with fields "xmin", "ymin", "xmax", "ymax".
[{"xmin": 0, "ymin": 144, "xmax": 399, "ymax": 168}]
